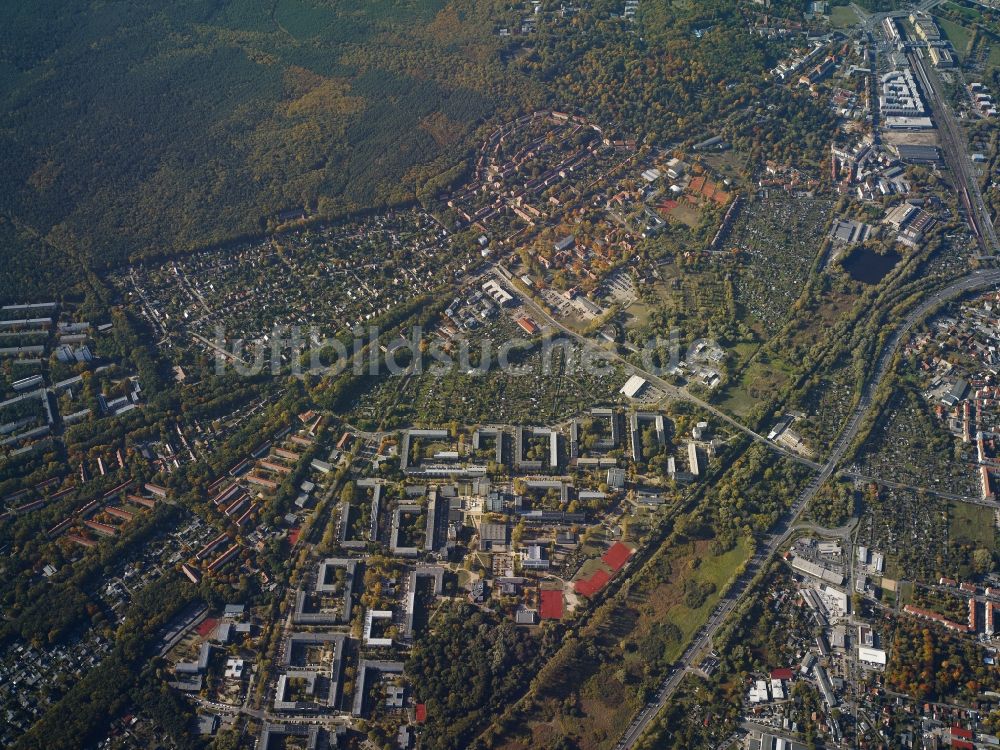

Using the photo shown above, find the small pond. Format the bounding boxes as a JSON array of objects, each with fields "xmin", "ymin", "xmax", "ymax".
[{"xmin": 842, "ymin": 247, "xmax": 900, "ymax": 284}]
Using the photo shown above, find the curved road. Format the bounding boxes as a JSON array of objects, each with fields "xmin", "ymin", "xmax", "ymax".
[
  {"xmin": 615, "ymin": 268, "xmax": 1000, "ymax": 749},
  {"xmin": 790, "ymin": 518, "xmax": 859, "ymax": 540}
]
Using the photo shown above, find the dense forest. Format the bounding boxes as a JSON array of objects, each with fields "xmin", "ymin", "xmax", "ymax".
[
  {"xmin": 886, "ymin": 616, "xmax": 1000, "ymax": 701},
  {"xmin": 0, "ymin": 0, "xmax": 809, "ymax": 303},
  {"xmin": 406, "ymin": 604, "xmax": 544, "ymax": 749},
  {"xmin": 12, "ymin": 573, "xmax": 200, "ymax": 750},
  {"xmin": 0, "ymin": 0, "xmax": 537, "ymax": 301}
]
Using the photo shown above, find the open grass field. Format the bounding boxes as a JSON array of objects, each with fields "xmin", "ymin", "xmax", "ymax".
[
  {"xmin": 490, "ymin": 535, "xmax": 753, "ymax": 750},
  {"xmin": 830, "ymin": 5, "xmax": 859, "ymax": 28},
  {"xmin": 895, "ymin": 579, "xmax": 914, "ymax": 605},
  {"xmin": 621, "ymin": 280, "xmax": 674, "ymax": 332},
  {"xmin": 662, "ymin": 201, "xmax": 703, "ymax": 228},
  {"xmin": 579, "ymin": 525, "xmax": 612, "ymax": 556},
  {"xmin": 708, "ymin": 341, "xmax": 764, "ymax": 418},
  {"xmin": 950, "ymin": 500, "xmax": 995, "ymax": 550},
  {"xmin": 714, "ymin": 384, "xmax": 762, "ymax": 419},
  {"xmin": 661, "ymin": 537, "xmax": 754, "ymax": 639},
  {"xmin": 717, "ymin": 355, "xmax": 795, "ymax": 415},
  {"xmin": 621, "ymin": 302, "xmax": 653, "ymax": 330},
  {"xmin": 937, "ymin": 16, "xmax": 974, "ymax": 58},
  {"xmin": 942, "ymin": 1, "xmax": 987, "ymax": 26},
  {"xmin": 729, "ymin": 341, "xmax": 759, "ymax": 362}
]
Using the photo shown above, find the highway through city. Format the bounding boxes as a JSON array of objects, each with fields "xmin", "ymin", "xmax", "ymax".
[
  {"xmin": 614, "ymin": 16, "xmax": 1000, "ymax": 743},
  {"xmin": 614, "ymin": 268, "xmax": 1000, "ymax": 749},
  {"xmin": 341, "ymin": 30, "xmax": 995, "ymax": 744}
]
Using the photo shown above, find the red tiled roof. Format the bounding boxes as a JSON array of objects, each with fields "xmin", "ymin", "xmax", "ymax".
[
  {"xmin": 602, "ymin": 542, "xmax": 634, "ymax": 572},
  {"xmin": 516, "ymin": 317, "xmax": 539, "ymax": 335},
  {"xmin": 415, "ymin": 704, "xmax": 427, "ymax": 723},
  {"xmin": 288, "ymin": 527, "xmax": 302, "ymax": 546},
  {"xmin": 196, "ymin": 617, "xmax": 218, "ymax": 637},
  {"xmin": 770, "ymin": 668, "xmax": 794, "ymax": 681},
  {"xmin": 574, "ymin": 569, "xmax": 611, "ymax": 597},
  {"xmin": 539, "ymin": 589, "xmax": 563, "ymax": 620}
]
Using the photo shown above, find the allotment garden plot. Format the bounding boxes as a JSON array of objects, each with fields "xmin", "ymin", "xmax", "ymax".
[
  {"xmin": 854, "ymin": 386, "xmax": 977, "ymax": 498},
  {"xmin": 112, "ymin": 209, "xmax": 475, "ymax": 363},
  {"xmin": 726, "ymin": 194, "xmax": 835, "ymax": 334}
]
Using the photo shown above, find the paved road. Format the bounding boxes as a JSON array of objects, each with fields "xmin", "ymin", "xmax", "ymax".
[
  {"xmin": 908, "ymin": 50, "xmax": 998, "ymax": 253},
  {"xmin": 499, "ymin": 266, "xmax": 825, "ymax": 472},
  {"xmin": 840, "ymin": 471, "xmax": 988, "ymax": 505},
  {"xmin": 614, "ymin": 269, "xmax": 1000, "ymax": 749},
  {"xmin": 854, "ymin": 0, "xmax": 945, "ymax": 33},
  {"xmin": 789, "ymin": 517, "xmax": 859, "ymax": 540},
  {"xmin": 739, "ymin": 720, "xmax": 839, "ymax": 750},
  {"xmin": 855, "ymin": 11, "xmax": 991, "ymax": 252}
]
